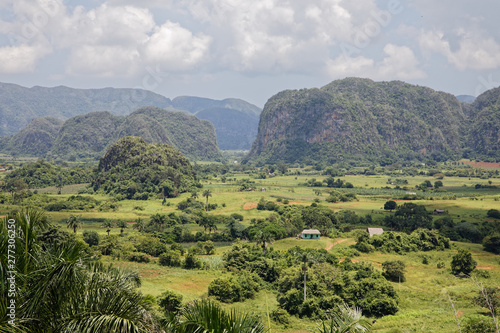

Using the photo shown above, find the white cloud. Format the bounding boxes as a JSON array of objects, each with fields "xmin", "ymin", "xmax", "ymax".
[
  {"xmin": 419, "ymin": 29, "xmax": 500, "ymax": 70},
  {"xmin": 327, "ymin": 44, "xmax": 426, "ymax": 80},
  {"xmin": 0, "ymin": 43, "xmax": 51, "ymax": 73},
  {"xmin": 140, "ymin": 21, "xmax": 211, "ymax": 71},
  {"xmin": 184, "ymin": 0, "xmax": 379, "ymax": 73}
]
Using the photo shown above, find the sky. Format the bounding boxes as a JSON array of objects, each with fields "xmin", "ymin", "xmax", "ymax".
[{"xmin": 1, "ymin": 0, "xmax": 500, "ymax": 108}]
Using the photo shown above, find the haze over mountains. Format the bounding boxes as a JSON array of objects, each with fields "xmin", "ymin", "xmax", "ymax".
[
  {"xmin": 0, "ymin": 82, "xmax": 261, "ymax": 150},
  {"xmin": 1, "ymin": 78, "xmax": 498, "ymax": 164}
]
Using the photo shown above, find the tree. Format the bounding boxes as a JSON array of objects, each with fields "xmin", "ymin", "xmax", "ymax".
[
  {"xmin": 487, "ymin": 209, "xmax": 500, "ymax": 219},
  {"xmin": 383, "ymin": 200, "xmax": 397, "ymax": 211},
  {"xmin": 483, "ymin": 233, "xmax": 500, "ymax": 254},
  {"xmin": 382, "ymin": 260, "xmax": 406, "ymax": 282},
  {"xmin": 451, "ymin": 248, "xmax": 476, "ymax": 276},
  {"xmin": 66, "ymin": 214, "xmax": 81, "ymax": 233},
  {"xmin": 101, "ymin": 220, "xmax": 113, "ymax": 236},
  {"xmin": 254, "ymin": 231, "xmax": 274, "ymax": 255},
  {"xmin": 203, "ymin": 189, "xmax": 212, "ymax": 211},
  {"xmin": 434, "ymin": 180, "xmax": 443, "ymax": 189},
  {"xmin": 133, "ymin": 218, "xmax": 144, "ymax": 232},
  {"xmin": 179, "ymin": 299, "xmax": 265, "ymax": 333},
  {"xmin": 0, "ymin": 209, "xmax": 159, "ymax": 332},
  {"xmin": 296, "ymin": 252, "xmax": 317, "ymax": 302},
  {"xmin": 82, "ymin": 230, "xmax": 100, "ymax": 246},
  {"xmin": 116, "ymin": 220, "xmax": 128, "ymax": 235},
  {"xmin": 157, "ymin": 290, "xmax": 183, "ymax": 314},
  {"xmin": 317, "ymin": 302, "xmax": 372, "ymax": 333}
]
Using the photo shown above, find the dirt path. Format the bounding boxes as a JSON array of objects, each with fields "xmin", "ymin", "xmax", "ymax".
[{"xmin": 325, "ymin": 238, "xmax": 349, "ymax": 251}]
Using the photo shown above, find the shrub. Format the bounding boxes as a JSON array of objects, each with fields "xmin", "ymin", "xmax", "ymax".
[
  {"xmin": 483, "ymin": 233, "xmax": 500, "ymax": 254},
  {"xmin": 128, "ymin": 252, "xmax": 150, "ymax": 263},
  {"xmin": 183, "ymin": 253, "xmax": 202, "ymax": 269},
  {"xmin": 82, "ymin": 230, "xmax": 99, "ymax": 247},
  {"xmin": 462, "ymin": 315, "xmax": 496, "ymax": 333},
  {"xmin": 208, "ymin": 277, "xmax": 243, "ymax": 303},
  {"xmin": 157, "ymin": 290, "xmax": 183, "ymax": 314},
  {"xmin": 159, "ymin": 250, "xmax": 182, "ymax": 267},
  {"xmin": 135, "ymin": 236, "xmax": 168, "ymax": 256},
  {"xmin": 382, "ymin": 260, "xmax": 406, "ymax": 282},
  {"xmin": 270, "ymin": 308, "xmax": 291, "ymax": 327},
  {"xmin": 451, "ymin": 248, "xmax": 476, "ymax": 276},
  {"xmin": 487, "ymin": 209, "xmax": 500, "ymax": 219}
]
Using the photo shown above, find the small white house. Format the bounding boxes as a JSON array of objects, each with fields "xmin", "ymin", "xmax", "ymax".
[{"xmin": 367, "ymin": 227, "xmax": 384, "ymax": 237}]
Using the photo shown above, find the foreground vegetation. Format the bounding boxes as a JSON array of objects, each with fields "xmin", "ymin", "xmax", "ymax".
[{"xmin": 1, "ymin": 154, "xmax": 500, "ymax": 332}]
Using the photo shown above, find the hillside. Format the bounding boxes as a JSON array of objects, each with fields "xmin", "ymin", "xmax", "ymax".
[
  {"xmin": 0, "ymin": 82, "xmax": 172, "ymax": 137},
  {"xmin": 467, "ymin": 87, "xmax": 500, "ymax": 159},
  {"xmin": 172, "ymin": 96, "xmax": 261, "ymax": 150},
  {"xmin": 245, "ymin": 78, "xmax": 472, "ymax": 165},
  {"xmin": 93, "ymin": 136, "xmax": 197, "ymax": 199},
  {"xmin": 1, "ymin": 107, "xmax": 222, "ymax": 161}
]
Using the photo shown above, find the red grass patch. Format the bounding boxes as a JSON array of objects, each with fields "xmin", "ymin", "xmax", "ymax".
[
  {"xmin": 243, "ymin": 202, "xmax": 257, "ymax": 210},
  {"xmin": 477, "ymin": 266, "xmax": 495, "ymax": 269},
  {"xmin": 459, "ymin": 160, "xmax": 500, "ymax": 168}
]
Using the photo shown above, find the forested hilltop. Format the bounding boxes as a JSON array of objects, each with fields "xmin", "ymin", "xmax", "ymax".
[
  {"xmin": 0, "ymin": 82, "xmax": 172, "ymax": 136},
  {"xmin": 0, "ymin": 82, "xmax": 262, "ymax": 150},
  {"xmin": 0, "ymin": 106, "xmax": 223, "ymax": 162},
  {"xmin": 245, "ymin": 78, "xmax": 500, "ymax": 165}
]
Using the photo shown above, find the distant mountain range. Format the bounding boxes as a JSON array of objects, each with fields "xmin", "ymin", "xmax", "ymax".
[
  {"xmin": 456, "ymin": 95, "xmax": 476, "ymax": 103},
  {"xmin": 0, "ymin": 106, "xmax": 222, "ymax": 162},
  {"xmin": 0, "ymin": 82, "xmax": 261, "ymax": 150},
  {"xmin": 244, "ymin": 78, "xmax": 499, "ymax": 164},
  {"xmin": 171, "ymin": 96, "xmax": 261, "ymax": 150}
]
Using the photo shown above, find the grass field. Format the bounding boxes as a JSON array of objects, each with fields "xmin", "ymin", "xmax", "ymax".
[{"xmin": 6, "ymin": 168, "xmax": 500, "ymax": 332}]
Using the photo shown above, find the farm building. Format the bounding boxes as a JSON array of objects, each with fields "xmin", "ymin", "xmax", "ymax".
[
  {"xmin": 301, "ymin": 229, "xmax": 321, "ymax": 239},
  {"xmin": 367, "ymin": 227, "xmax": 384, "ymax": 237}
]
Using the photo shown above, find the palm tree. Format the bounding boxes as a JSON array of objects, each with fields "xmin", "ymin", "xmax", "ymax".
[
  {"xmin": 317, "ymin": 302, "xmax": 372, "ymax": 333},
  {"xmin": 296, "ymin": 251, "xmax": 319, "ymax": 301},
  {"xmin": 202, "ymin": 189, "xmax": 212, "ymax": 211},
  {"xmin": 133, "ymin": 218, "xmax": 144, "ymax": 232},
  {"xmin": 1, "ymin": 209, "xmax": 163, "ymax": 332},
  {"xmin": 116, "ymin": 220, "xmax": 128, "ymax": 235},
  {"xmin": 191, "ymin": 191, "xmax": 199, "ymax": 200},
  {"xmin": 179, "ymin": 299, "xmax": 265, "ymax": 333},
  {"xmin": 254, "ymin": 231, "xmax": 274, "ymax": 255},
  {"xmin": 66, "ymin": 214, "xmax": 82, "ymax": 233},
  {"xmin": 101, "ymin": 220, "xmax": 113, "ymax": 236}
]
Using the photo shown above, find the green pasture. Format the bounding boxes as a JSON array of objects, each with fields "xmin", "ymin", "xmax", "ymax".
[{"xmin": 5, "ymin": 168, "xmax": 500, "ymax": 333}]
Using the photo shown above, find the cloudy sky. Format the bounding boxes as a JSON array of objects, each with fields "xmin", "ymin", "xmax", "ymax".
[{"xmin": 1, "ymin": 0, "xmax": 500, "ymax": 107}]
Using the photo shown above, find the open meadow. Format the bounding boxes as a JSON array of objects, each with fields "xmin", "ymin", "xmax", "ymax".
[
  {"xmin": 2, "ymin": 162, "xmax": 500, "ymax": 332},
  {"xmin": 11, "ymin": 167, "xmax": 495, "ymax": 333}
]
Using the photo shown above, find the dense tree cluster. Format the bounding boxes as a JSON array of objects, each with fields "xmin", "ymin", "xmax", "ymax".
[
  {"xmin": 92, "ymin": 137, "xmax": 199, "ymax": 200},
  {"xmin": 220, "ymin": 243, "xmax": 398, "ymax": 318},
  {"xmin": 355, "ymin": 229, "xmax": 450, "ymax": 254}
]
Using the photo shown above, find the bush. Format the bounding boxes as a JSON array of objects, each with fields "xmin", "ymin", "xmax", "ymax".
[
  {"xmin": 82, "ymin": 230, "xmax": 100, "ymax": 247},
  {"xmin": 483, "ymin": 233, "xmax": 500, "ymax": 254},
  {"xmin": 462, "ymin": 315, "xmax": 496, "ymax": 333},
  {"xmin": 128, "ymin": 252, "xmax": 150, "ymax": 263},
  {"xmin": 135, "ymin": 236, "xmax": 168, "ymax": 256},
  {"xmin": 487, "ymin": 209, "xmax": 500, "ymax": 219},
  {"xmin": 157, "ymin": 290, "xmax": 183, "ymax": 314},
  {"xmin": 382, "ymin": 260, "xmax": 406, "ymax": 282},
  {"xmin": 270, "ymin": 308, "xmax": 291, "ymax": 327},
  {"xmin": 159, "ymin": 250, "xmax": 182, "ymax": 267},
  {"xmin": 451, "ymin": 248, "xmax": 476, "ymax": 276},
  {"xmin": 208, "ymin": 277, "xmax": 243, "ymax": 303},
  {"xmin": 183, "ymin": 253, "xmax": 202, "ymax": 269}
]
